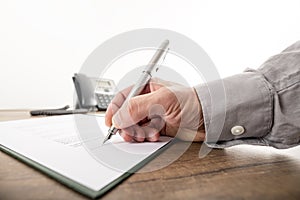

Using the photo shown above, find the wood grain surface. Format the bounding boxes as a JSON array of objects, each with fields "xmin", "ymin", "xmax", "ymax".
[{"xmin": 0, "ymin": 110, "xmax": 299, "ymax": 200}]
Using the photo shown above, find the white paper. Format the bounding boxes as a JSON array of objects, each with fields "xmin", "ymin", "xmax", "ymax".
[{"xmin": 0, "ymin": 115, "xmax": 171, "ymax": 191}]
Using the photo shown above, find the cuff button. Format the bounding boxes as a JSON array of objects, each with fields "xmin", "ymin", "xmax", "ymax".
[{"xmin": 231, "ymin": 126, "xmax": 245, "ymax": 136}]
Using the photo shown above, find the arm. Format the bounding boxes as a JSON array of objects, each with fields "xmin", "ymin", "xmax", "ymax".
[
  {"xmin": 197, "ymin": 41, "xmax": 300, "ymax": 149},
  {"xmin": 105, "ymin": 41, "xmax": 300, "ymax": 149}
]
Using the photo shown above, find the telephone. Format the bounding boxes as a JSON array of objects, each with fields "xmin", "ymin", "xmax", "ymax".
[{"xmin": 72, "ymin": 73, "xmax": 115, "ymax": 111}]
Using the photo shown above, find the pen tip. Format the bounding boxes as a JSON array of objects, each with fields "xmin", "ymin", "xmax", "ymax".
[
  {"xmin": 103, "ymin": 127, "xmax": 118, "ymax": 145},
  {"xmin": 102, "ymin": 139, "xmax": 108, "ymax": 145}
]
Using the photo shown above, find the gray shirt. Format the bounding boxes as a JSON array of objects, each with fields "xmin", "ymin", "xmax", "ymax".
[{"xmin": 195, "ymin": 41, "xmax": 300, "ymax": 149}]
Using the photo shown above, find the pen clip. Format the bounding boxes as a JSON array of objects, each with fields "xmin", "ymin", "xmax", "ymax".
[{"xmin": 155, "ymin": 47, "xmax": 169, "ymax": 72}]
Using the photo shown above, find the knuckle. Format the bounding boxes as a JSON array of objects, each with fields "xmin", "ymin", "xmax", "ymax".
[{"xmin": 112, "ymin": 92, "xmax": 121, "ymax": 103}]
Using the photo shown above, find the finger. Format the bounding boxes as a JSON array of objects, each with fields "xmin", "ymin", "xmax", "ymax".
[
  {"xmin": 119, "ymin": 123, "xmax": 161, "ymax": 143},
  {"xmin": 148, "ymin": 117, "xmax": 165, "ymax": 134},
  {"xmin": 111, "ymin": 83, "xmax": 153, "ymax": 109},
  {"xmin": 105, "ymin": 83, "xmax": 154, "ymax": 127},
  {"xmin": 136, "ymin": 120, "xmax": 160, "ymax": 142},
  {"xmin": 105, "ymin": 86, "xmax": 134, "ymax": 126},
  {"xmin": 112, "ymin": 91, "xmax": 159, "ymax": 129},
  {"xmin": 131, "ymin": 125, "xmax": 146, "ymax": 142},
  {"xmin": 141, "ymin": 126, "xmax": 160, "ymax": 142},
  {"xmin": 111, "ymin": 86, "xmax": 133, "ymax": 107},
  {"xmin": 105, "ymin": 103, "xmax": 118, "ymax": 126},
  {"xmin": 119, "ymin": 125, "xmax": 145, "ymax": 142},
  {"xmin": 119, "ymin": 128, "xmax": 134, "ymax": 142}
]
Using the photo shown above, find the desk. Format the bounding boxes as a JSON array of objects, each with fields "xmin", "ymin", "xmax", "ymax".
[{"xmin": 0, "ymin": 110, "xmax": 299, "ymax": 199}]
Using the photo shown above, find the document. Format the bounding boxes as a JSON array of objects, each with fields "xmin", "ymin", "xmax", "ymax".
[{"xmin": 0, "ymin": 115, "xmax": 171, "ymax": 198}]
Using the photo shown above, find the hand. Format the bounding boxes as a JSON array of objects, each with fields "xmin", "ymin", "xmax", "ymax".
[{"xmin": 105, "ymin": 78, "xmax": 205, "ymax": 142}]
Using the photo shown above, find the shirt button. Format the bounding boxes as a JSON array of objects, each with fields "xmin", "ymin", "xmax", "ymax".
[{"xmin": 231, "ymin": 126, "xmax": 245, "ymax": 136}]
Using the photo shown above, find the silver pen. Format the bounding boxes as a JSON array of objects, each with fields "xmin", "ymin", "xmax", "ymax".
[{"xmin": 103, "ymin": 40, "xmax": 170, "ymax": 144}]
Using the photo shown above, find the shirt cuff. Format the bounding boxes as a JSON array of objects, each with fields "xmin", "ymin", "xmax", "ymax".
[{"xmin": 195, "ymin": 69, "xmax": 274, "ymax": 148}]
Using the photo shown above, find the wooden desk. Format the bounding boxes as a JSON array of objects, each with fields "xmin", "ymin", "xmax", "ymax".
[{"xmin": 0, "ymin": 110, "xmax": 299, "ymax": 199}]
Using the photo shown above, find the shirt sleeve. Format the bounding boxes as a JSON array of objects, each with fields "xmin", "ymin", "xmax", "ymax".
[{"xmin": 195, "ymin": 41, "xmax": 300, "ymax": 149}]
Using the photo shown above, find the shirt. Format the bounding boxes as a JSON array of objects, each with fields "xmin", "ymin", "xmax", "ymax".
[{"xmin": 195, "ymin": 41, "xmax": 300, "ymax": 149}]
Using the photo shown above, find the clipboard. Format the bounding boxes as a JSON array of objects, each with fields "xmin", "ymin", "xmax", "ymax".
[{"xmin": 0, "ymin": 115, "xmax": 173, "ymax": 199}]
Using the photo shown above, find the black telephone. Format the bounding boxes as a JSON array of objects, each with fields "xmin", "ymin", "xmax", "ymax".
[
  {"xmin": 72, "ymin": 73, "xmax": 116, "ymax": 111},
  {"xmin": 29, "ymin": 73, "xmax": 115, "ymax": 116}
]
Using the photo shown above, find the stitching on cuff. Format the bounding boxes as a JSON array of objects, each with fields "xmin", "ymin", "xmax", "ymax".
[{"xmin": 256, "ymin": 71, "xmax": 274, "ymax": 136}]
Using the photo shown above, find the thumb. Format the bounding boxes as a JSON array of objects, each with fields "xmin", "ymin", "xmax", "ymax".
[{"xmin": 112, "ymin": 92, "xmax": 157, "ymax": 129}]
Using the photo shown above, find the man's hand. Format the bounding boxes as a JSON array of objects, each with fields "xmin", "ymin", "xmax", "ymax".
[{"xmin": 105, "ymin": 78, "xmax": 205, "ymax": 142}]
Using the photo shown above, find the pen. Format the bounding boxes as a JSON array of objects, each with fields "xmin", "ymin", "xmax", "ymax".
[{"xmin": 102, "ymin": 40, "xmax": 170, "ymax": 144}]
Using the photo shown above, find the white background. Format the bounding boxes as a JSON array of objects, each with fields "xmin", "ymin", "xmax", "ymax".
[{"xmin": 0, "ymin": 0, "xmax": 299, "ymax": 109}]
